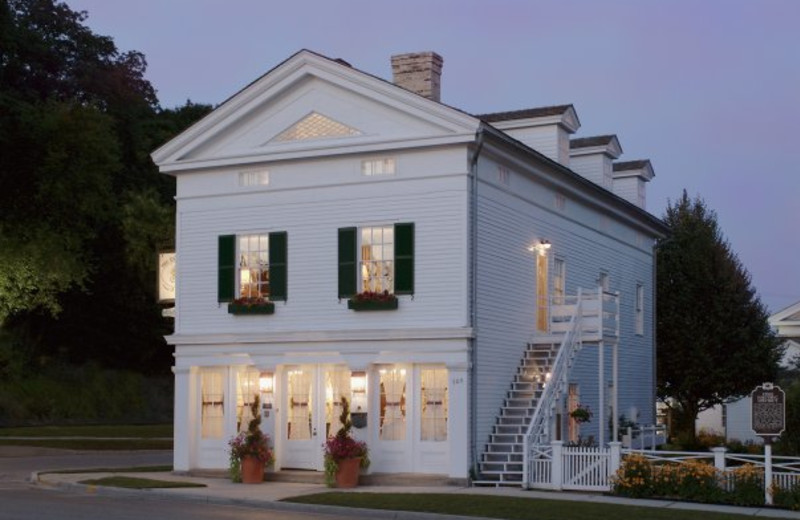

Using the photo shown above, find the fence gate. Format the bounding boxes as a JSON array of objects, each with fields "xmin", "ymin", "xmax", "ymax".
[{"xmin": 561, "ymin": 446, "xmax": 611, "ymax": 491}]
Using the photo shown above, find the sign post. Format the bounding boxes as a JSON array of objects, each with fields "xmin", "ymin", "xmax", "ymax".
[{"xmin": 751, "ymin": 382, "xmax": 786, "ymax": 505}]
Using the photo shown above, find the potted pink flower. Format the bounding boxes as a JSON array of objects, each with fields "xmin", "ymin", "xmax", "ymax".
[
  {"xmin": 228, "ymin": 395, "xmax": 274, "ymax": 483},
  {"xmin": 323, "ymin": 397, "xmax": 370, "ymax": 487}
]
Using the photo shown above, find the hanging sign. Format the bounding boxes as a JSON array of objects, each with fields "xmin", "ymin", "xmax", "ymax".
[
  {"xmin": 158, "ymin": 251, "xmax": 176, "ymax": 303},
  {"xmin": 751, "ymin": 383, "xmax": 785, "ymax": 439}
]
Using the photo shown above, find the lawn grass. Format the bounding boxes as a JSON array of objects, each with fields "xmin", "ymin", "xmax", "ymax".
[
  {"xmin": 0, "ymin": 438, "xmax": 172, "ymax": 450},
  {"xmin": 78, "ymin": 476, "xmax": 205, "ymax": 489},
  {"xmin": 286, "ymin": 493, "xmax": 757, "ymax": 520},
  {"xmin": 0, "ymin": 423, "xmax": 172, "ymax": 450},
  {"xmin": 44, "ymin": 465, "xmax": 173, "ymax": 474},
  {"xmin": 0, "ymin": 423, "xmax": 172, "ymax": 438}
]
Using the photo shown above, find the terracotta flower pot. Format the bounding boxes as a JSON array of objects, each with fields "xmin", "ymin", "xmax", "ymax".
[
  {"xmin": 241, "ymin": 456, "xmax": 265, "ymax": 484},
  {"xmin": 335, "ymin": 457, "xmax": 361, "ymax": 488}
]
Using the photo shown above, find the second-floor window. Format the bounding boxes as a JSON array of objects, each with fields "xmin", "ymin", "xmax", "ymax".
[
  {"xmin": 338, "ymin": 223, "xmax": 414, "ymax": 298},
  {"xmin": 635, "ymin": 283, "xmax": 644, "ymax": 335},
  {"xmin": 360, "ymin": 226, "xmax": 394, "ymax": 293},
  {"xmin": 217, "ymin": 232, "xmax": 287, "ymax": 302}
]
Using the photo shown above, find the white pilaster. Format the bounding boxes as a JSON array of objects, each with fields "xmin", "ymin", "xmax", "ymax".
[
  {"xmin": 172, "ymin": 366, "xmax": 193, "ymax": 471},
  {"xmin": 447, "ymin": 363, "xmax": 469, "ymax": 479}
]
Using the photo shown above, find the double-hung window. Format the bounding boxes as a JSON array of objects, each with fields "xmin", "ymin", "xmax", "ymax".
[
  {"xmin": 217, "ymin": 232, "xmax": 287, "ymax": 302},
  {"xmin": 338, "ymin": 223, "xmax": 414, "ymax": 298}
]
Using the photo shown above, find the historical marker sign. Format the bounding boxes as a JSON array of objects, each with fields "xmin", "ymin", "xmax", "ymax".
[{"xmin": 751, "ymin": 383, "xmax": 785, "ymax": 438}]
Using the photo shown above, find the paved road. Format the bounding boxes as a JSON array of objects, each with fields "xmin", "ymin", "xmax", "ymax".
[
  {"xmin": 0, "ymin": 486, "xmax": 347, "ymax": 520},
  {"xmin": 0, "ymin": 447, "xmax": 356, "ymax": 520},
  {"xmin": 0, "ymin": 446, "xmax": 171, "ymax": 482}
]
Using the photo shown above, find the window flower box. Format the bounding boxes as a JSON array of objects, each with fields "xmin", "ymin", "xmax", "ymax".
[
  {"xmin": 227, "ymin": 298, "xmax": 275, "ymax": 315},
  {"xmin": 347, "ymin": 291, "xmax": 398, "ymax": 311}
]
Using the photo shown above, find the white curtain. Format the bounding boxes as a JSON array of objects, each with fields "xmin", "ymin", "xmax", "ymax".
[
  {"xmin": 380, "ymin": 368, "xmax": 406, "ymax": 441},
  {"xmin": 236, "ymin": 369, "xmax": 260, "ymax": 433},
  {"xmin": 288, "ymin": 370, "xmax": 312, "ymax": 440},
  {"xmin": 326, "ymin": 368, "xmax": 351, "ymax": 437},
  {"xmin": 201, "ymin": 370, "xmax": 224, "ymax": 439},
  {"xmin": 421, "ymin": 368, "xmax": 448, "ymax": 441}
]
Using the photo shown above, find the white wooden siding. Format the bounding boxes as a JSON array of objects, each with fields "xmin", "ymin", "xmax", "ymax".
[
  {"xmin": 473, "ymin": 152, "xmax": 657, "ymax": 449},
  {"xmin": 174, "ymin": 148, "xmax": 470, "ymax": 335}
]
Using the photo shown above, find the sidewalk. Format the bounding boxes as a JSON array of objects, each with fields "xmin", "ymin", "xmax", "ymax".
[{"xmin": 33, "ymin": 470, "xmax": 800, "ymax": 519}]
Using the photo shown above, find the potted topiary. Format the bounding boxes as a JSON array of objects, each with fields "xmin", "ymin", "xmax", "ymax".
[
  {"xmin": 323, "ymin": 396, "xmax": 370, "ymax": 487},
  {"xmin": 228, "ymin": 395, "xmax": 274, "ymax": 483}
]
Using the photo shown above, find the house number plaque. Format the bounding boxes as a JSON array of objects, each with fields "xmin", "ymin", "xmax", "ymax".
[{"xmin": 751, "ymin": 383, "xmax": 785, "ymax": 440}]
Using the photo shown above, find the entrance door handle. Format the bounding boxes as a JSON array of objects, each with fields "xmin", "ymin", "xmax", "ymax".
[{"xmin": 312, "ymin": 427, "xmax": 317, "ymax": 437}]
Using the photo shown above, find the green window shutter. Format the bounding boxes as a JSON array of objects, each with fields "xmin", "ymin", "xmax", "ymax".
[
  {"xmin": 269, "ymin": 232, "xmax": 287, "ymax": 301},
  {"xmin": 338, "ymin": 227, "xmax": 357, "ymax": 299},
  {"xmin": 394, "ymin": 222, "xmax": 414, "ymax": 295},
  {"xmin": 218, "ymin": 235, "xmax": 236, "ymax": 302}
]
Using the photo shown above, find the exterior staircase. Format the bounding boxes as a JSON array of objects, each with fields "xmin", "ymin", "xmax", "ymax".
[
  {"xmin": 473, "ymin": 288, "xmax": 619, "ymax": 487},
  {"xmin": 474, "ymin": 341, "xmax": 559, "ymax": 485}
]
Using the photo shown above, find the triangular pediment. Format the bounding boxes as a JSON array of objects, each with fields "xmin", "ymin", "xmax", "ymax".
[
  {"xmin": 271, "ymin": 112, "xmax": 361, "ymax": 143},
  {"xmin": 152, "ymin": 50, "xmax": 479, "ymax": 172},
  {"xmin": 770, "ymin": 300, "xmax": 800, "ymax": 340}
]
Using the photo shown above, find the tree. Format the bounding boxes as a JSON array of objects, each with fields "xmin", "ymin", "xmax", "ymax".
[{"xmin": 656, "ymin": 191, "xmax": 782, "ymax": 445}]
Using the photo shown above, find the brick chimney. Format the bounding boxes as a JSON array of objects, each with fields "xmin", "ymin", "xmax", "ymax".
[{"xmin": 391, "ymin": 52, "xmax": 443, "ymax": 102}]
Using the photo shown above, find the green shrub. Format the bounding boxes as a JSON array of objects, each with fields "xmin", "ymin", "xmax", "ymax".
[
  {"xmin": 726, "ymin": 464, "xmax": 764, "ymax": 506},
  {"xmin": 774, "ymin": 482, "xmax": 800, "ymax": 511},
  {"xmin": 0, "ymin": 362, "xmax": 172, "ymax": 426}
]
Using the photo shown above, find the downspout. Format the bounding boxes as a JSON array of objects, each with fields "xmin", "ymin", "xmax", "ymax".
[{"xmin": 468, "ymin": 126, "xmax": 485, "ymax": 480}]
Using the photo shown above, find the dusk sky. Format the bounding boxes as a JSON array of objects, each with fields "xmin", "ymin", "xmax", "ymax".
[{"xmin": 67, "ymin": 0, "xmax": 799, "ymax": 313}]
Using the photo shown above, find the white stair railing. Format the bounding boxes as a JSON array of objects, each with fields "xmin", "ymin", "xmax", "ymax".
[{"xmin": 522, "ymin": 288, "xmax": 584, "ymax": 485}]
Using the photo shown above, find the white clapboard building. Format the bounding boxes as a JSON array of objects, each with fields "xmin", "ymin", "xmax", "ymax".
[{"xmin": 152, "ymin": 50, "xmax": 667, "ymax": 485}]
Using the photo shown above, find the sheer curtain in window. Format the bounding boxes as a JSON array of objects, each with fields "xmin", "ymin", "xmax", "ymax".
[
  {"xmin": 421, "ymin": 368, "xmax": 448, "ymax": 441},
  {"xmin": 201, "ymin": 370, "xmax": 224, "ymax": 439},
  {"xmin": 236, "ymin": 368, "xmax": 260, "ymax": 433},
  {"xmin": 380, "ymin": 367, "xmax": 406, "ymax": 441},
  {"xmin": 288, "ymin": 370, "xmax": 312, "ymax": 440}
]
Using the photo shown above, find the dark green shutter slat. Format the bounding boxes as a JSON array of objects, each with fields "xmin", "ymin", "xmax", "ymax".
[
  {"xmin": 338, "ymin": 227, "xmax": 357, "ymax": 299},
  {"xmin": 269, "ymin": 232, "xmax": 287, "ymax": 301},
  {"xmin": 394, "ymin": 222, "xmax": 414, "ymax": 295},
  {"xmin": 218, "ymin": 235, "xmax": 236, "ymax": 302}
]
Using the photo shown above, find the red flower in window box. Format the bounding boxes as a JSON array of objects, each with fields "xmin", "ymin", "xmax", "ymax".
[
  {"xmin": 347, "ymin": 291, "xmax": 398, "ymax": 311},
  {"xmin": 228, "ymin": 297, "xmax": 275, "ymax": 315}
]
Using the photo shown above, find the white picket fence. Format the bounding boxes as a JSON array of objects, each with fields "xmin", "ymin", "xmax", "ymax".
[{"xmin": 527, "ymin": 441, "xmax": 800, "ymax": 496}]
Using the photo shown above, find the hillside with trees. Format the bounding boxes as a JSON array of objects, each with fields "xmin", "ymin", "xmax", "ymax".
[{"xmin": 0, "ymin": 0, "xmax": 211, "ymax": 425}]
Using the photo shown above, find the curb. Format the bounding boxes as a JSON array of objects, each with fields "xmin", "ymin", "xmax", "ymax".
[{"xmin": 32, "ymin": 472, "xmax": 496, "ymax": 520}]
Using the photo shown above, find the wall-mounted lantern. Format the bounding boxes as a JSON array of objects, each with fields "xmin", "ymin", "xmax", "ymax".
[{"xmin": 350, "ymin": 370, "xmax": 368, "ymax": 429}]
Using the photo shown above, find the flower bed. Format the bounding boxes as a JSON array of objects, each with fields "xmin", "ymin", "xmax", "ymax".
[{"xmin": 611, "ymin": 454, "xmax": 776, "ymax": 507}]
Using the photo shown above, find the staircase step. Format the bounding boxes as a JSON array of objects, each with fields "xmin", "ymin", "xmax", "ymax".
[
  {"xmin": 482, "ymin": 452, "xmax": 523, "ymax": 463},
  {"xmin": 485, "ymin": 443, "xmax": 523, "ymax": 453}
]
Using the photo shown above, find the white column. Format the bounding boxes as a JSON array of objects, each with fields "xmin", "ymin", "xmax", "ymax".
[
  {"xmin": 609, "ymin": 441, "xmax": 622, "ymax": 478},
  {"xmin": 612, "ymin": 341, "xmax": 618, "ymax": 443},
  {"xmin": 448, "ymin": 364, "xmax": 469, "ymax": 480},
  {"xmin": 172, "ymin": 366, "xmax": 192, "ymax": 472},
  {"xmin": 551, "ymin": 440, "xmax": 564, "ymax": 490},
  {"xmin": 765, "ymin": 442, "xmax": 773, "ymax": 505},
  {"xmin": 598, "ymin": 343, "xmax": 605, "ymax": 446},
  {"xmin": 712, "ymin": 446, "xmax": 727, "ymax": 472}
]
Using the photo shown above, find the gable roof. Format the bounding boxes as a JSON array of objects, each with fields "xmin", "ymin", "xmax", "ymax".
[
  {"xmin": 152, "ymin": 49, "xmax": 480, "ymax": 172},
  {"xmin": 770, "ymin": 300, "xmax": 800, "ymax": 340}
]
